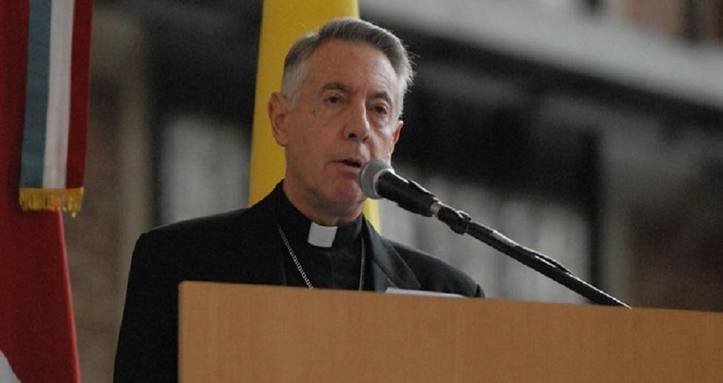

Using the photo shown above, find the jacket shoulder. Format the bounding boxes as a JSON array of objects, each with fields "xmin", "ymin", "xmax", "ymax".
[
  {"xmin": 389, "ymin": 240, "xmax": 483, "ymax": 297},
  {"xmin": 148, "ymin": 208, "xmax": 239, "ymax": 238}
]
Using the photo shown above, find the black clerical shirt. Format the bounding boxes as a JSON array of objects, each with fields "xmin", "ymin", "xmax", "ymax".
[{"xmin": 273, "ymin": 187, "xmax": 374, "ymax": 290}]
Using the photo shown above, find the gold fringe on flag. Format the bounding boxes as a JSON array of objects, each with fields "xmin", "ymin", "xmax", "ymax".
[{"xmin": 19, "ymin": 187, "xmax": 84, "ymax": 214}]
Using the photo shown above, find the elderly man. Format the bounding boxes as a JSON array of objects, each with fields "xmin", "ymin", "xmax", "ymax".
[{"xmin": 114, "ymin": 17, "xmax": 481, "ymax": 382}]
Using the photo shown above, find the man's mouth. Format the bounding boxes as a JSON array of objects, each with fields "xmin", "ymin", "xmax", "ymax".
[{"xmin": 339, "ymin": 158, "xmax": 362, "ymax": 168}]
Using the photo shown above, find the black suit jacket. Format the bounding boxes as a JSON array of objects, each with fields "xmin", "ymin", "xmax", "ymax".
[{"xmin": 114, "ymin": 188, "xmax": 482, "ymax": 382}]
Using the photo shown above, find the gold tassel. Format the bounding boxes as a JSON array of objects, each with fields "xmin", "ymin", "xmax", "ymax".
[{"xmin": 19, "ymin": 187, "xmax": 84, "ymax": 214}]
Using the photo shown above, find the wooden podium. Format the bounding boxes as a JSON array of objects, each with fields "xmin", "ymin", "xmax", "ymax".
[{"xmin": 179, "ymin": 282, "xmax": 723, "ymax": 382}]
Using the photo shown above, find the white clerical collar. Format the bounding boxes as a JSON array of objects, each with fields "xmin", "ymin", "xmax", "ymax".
[{"xmin": 307, "ymin": 222, "xmax": 337, "ymax": 248}]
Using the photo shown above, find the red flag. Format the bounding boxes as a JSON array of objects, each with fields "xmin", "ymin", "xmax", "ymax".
[{"xmin": 0, "ymin": 0, "xmax": 90, "ymax": 381}]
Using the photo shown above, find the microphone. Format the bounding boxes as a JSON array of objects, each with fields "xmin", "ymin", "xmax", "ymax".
[{"xmin": 358, "ymin": 159, "xmax": 439, "ymax": 217}]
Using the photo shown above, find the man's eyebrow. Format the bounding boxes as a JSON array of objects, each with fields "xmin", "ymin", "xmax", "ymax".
[
  {"xmin": 321, "ymin": 83, "xmax": 394, "ymax": 106},
  {"xmin": 371, "ymin": 91, "xmax": 393, "ymax": 106},
  {"xmin": 321, "ymin": 82, "xmax": 350, "ymax": 93}
]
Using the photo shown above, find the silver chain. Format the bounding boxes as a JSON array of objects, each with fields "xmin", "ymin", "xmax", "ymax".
[{"xmin": 277, "ymin": 225, "xmax": 365, "ymax": 290}]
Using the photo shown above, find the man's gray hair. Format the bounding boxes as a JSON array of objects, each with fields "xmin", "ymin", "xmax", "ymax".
[{"xmin": 281, "ymin": 17, "xmax": 415, "ymax": 116}]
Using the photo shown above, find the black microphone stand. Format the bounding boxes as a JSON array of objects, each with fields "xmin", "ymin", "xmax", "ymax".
[
  {"xmin": 432, "ymin": 200, "xmax": 630, "ymax": 308},
  {"xmin": 397, "ymin": 179, "xmax": 630, "ymax": 308}
]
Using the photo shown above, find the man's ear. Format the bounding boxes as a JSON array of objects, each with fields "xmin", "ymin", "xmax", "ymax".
[
  {"xmin": 268, "ymin": 92, "xmax": 290, "ymax": 146},
  {"xmin": 392, "ymin": 120, "xmax": 403, "ymax": 145}
]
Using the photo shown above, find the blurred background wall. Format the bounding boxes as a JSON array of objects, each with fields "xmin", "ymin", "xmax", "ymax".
[{"xmin": 64, "ymin": 0, "xmax": 723, "ymax": 381}]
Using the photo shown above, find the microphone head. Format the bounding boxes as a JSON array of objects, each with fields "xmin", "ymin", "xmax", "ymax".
[{"xmin": 358, "ymin": 159, "xmax": 393, "ymax": 199}]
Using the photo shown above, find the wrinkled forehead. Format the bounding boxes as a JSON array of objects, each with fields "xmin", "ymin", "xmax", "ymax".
[
  {"xmin": 310, "ymin": 42, "xmax": 396, "ymax": 79},
  {"xmin": 304, "ymin": 40, "xmax": 403, "ymax": 104}
]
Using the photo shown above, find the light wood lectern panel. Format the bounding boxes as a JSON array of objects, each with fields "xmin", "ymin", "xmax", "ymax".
[{"xmin": 179, "ymin": 282, "xmax": 723, "ymax": 382}]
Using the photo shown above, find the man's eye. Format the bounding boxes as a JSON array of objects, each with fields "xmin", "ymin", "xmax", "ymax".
[
  {"xmin": 373, "ymin": 105, "xmax": 389, "ymax": 115},
  {"xmin": 325, "ymin": 95, "xmax": 341, "ymax": 104}
]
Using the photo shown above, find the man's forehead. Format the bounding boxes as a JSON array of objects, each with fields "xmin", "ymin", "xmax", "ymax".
[
  {"xmin": 309, "ymin": 40, "xmax": 395, "ymax": 76},
  {"xmin": 306, "ymin": 41, "xmax": 399, "ymax": 92}
]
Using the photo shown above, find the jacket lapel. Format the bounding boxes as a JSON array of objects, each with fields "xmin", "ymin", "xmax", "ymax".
[
  {"xmin": 364, "ymin": 220, "xmax": 421, "ymax": 292},
  {"xmin": 228, "ymin": 188, "xmax": 287, "ymax": 286}
]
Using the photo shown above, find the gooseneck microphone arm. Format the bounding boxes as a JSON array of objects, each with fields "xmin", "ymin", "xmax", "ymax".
[
  {"xmin": 360, "ymin": 160, "xmax": 630, "ymax": 308},
  {"xmin": 432, "ymin": 202, "xmax": 629, "ymax": 307}
]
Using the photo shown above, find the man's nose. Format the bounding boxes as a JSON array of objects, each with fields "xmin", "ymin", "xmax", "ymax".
[{"xmin": 344, "ymin": 102, "xmax": 370, "ymax": 142}]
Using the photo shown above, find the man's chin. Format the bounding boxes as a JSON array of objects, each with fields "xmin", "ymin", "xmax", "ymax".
[
  {"xmin": 324, "ymin": 186, "xmax": 365, "ymax": 214},
  {"xmin": 332, "ymin": 192, "xmax": 365, "ymax": 209}
]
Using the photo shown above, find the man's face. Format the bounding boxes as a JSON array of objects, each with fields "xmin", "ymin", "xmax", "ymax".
[{"xmin": 270, "ymin": 39, "xmax": 403, "ymax": 222}]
